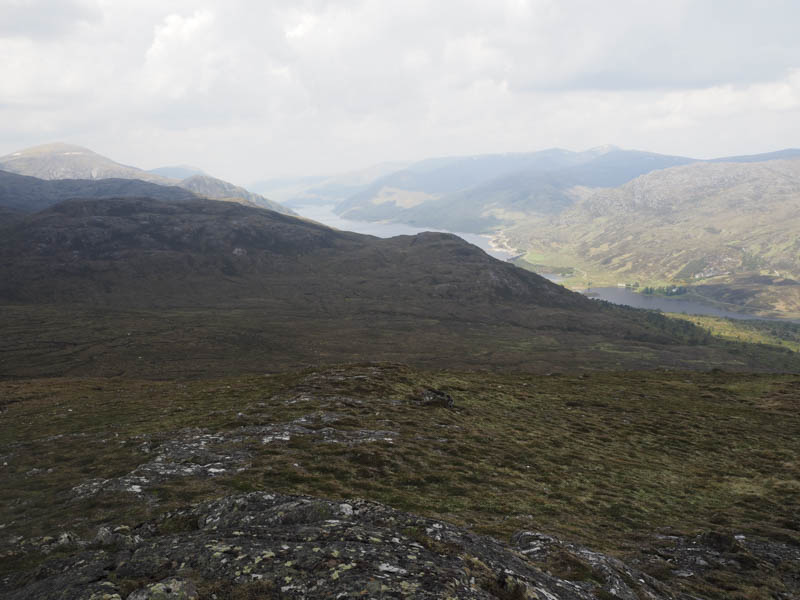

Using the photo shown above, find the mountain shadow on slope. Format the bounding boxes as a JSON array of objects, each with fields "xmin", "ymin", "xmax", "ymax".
[{"xmin": 0, "ymin": 169, "xmax": 199, "ymax": 213}]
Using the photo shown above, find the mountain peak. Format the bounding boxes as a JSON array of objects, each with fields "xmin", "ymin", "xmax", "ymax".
[
  {"xmin": 1, "ymin": 142, "xmax": 98, "ymax": 160},
  {"xmin": 0, "ymin": 143, "xmax": 296, "ymax": 216},
  {"xmin": 0, "ymin": 142, "xmax": 170, "ymax": 184}
]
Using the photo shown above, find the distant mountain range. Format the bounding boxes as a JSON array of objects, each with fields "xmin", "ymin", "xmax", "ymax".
[
  {"xmin": 337, "ymin": 147, "xmax": 698, "ymax": 233},
  {"xmin": 710, "ymin": 148, "xmax": 800, "ymax": 163},
  {"xmin": 254, "ymin": 145, "xmax": 800, "ymax": 316},
  {"xmin": 0, "ymin": 143, "xmax": 295, "ymax": 216},
  {"xmin": 257, "ymin": 145, "xmax": 799, "ymax": 233},
  {"xmin": 249, "ymin": 161, "xmax": 415, "ymax": 207},
  {"xmin": 5, "ymin": 142, "xmax": 799, "ymax": 318},
  {"xmin": 252, "ymin": 146, "xmax": 699, "ymax": 232}
]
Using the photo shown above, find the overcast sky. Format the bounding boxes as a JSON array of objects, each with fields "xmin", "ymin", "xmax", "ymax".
[{"xmin": 1, "ymin": 0, "xmax": 799, "ymax": 183}]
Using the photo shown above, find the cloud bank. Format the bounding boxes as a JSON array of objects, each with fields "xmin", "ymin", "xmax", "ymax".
[{"xmin": 1, "ymin": 0, "xmax": 798, "ymax": 182}]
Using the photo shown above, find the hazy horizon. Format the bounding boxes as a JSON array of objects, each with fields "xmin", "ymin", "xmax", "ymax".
[{"xmin": 2, "ymin": 0, "xmax": 799, "ymax": 183}]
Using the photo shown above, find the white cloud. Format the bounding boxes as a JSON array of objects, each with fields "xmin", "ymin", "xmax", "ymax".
[
  {"xmin": 649, "ymin": 69, "xmax": 800, "ymax": 127},
  {"xmin": 0, "ymin": 0, "xmax": 101, "ymax": 38},
  {"xmin": 143, "ymin": 10, "xmax": 220, "ymax": 99},
  {"xmin": 1, "ymin": 0, "xmax": 799, "ymax": 181}
]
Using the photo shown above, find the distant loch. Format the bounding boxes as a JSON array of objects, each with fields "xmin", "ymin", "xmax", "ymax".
[
  {"xmin": 292, "ymin": 203, "xmax": 514, "ymax": 260},
  {"xmin": 582, "ymin": 286, "xmax": 798, "ymax": 322}
]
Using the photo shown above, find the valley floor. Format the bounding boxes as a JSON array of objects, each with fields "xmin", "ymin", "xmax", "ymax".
[{"xmin": 512, "ymin": 247, "xmax": 800, "ymax": 321}]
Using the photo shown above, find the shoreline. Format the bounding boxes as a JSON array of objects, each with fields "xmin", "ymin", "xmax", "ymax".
[{"xmin": 486, "ymin": 230, "xmax": 520, "ymax": 259}]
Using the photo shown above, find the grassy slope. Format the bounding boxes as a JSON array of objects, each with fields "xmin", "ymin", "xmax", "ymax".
[
  {"xmin": 667, "ymin": 313, "xmax": 800, "ymax": 352},
  {"xmin": 507, "ymin": 159, "xmax": 800, "ymax": 316},
  {"xmin": 2, "ymin": 301, "xmax": 800, "ymax": 380},
  {"xmin": 2, "ymin": 364, "xmax": 798, "ymax": 599}
]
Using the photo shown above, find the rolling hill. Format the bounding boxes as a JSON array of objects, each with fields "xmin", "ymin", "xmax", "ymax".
[
  {"xmin": 2, "ymin": 195, "xmax": 795, "ymax": 378},
  {"xmin": 318, "ymin": 144, "xmax": 800, "ymax": 317},
  {"xmin": 0, "ymin": 143, "xmax": 295, "ymax": 215},
  {"xmin": 333, "ymin": 148, "xmax": 697, "ymax": 232},
  {"xmin": 179, "ymin": 173, "xmax": 295, "ymax": 213},
  {"xmin": 2, "ymin": 180, "xmax": 800, "ymax": 600},
  {"xmin": 509, "ymin": 158, "xmax": 800, "ymax": 317},
  {"xmin": 326, "ymin": 147, "xmax": 800, "ymax": 235},
  {"xmin": 0, "ymin": 143, "xmax": 172, "ymax": 184}
]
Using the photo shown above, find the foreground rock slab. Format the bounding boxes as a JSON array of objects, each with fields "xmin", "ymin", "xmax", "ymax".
[{"xmin": 3, "ymin": 491, "xmax": 694, "ymax": 600}]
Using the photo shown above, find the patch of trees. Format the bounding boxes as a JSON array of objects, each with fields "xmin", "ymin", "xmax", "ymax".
[
  {"xmin": 641, "ymin": 285, "xmax": 688, "ymax": 296},
  {"xmin": 596, "ymin": 300, "xmax": 712, "ymax": 345},
  {"xmin": 732, "ymin": 318, "xmax": 800, "ymax": 346}
]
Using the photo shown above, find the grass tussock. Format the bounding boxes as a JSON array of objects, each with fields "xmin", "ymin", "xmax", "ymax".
[{"xmin": 1, "ymin": 364, "xmax": 798, "ymax": 598}]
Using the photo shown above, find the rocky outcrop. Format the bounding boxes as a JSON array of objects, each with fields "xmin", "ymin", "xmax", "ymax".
[
  {"xmin": 3, "ymin": 491, "xmax": 691, "ymax": 600},
  {"xmin": 67, "ymin": 412, "xmax": 398, "ymax": 502},
  {"xmin": 412, "ymin": 387, "xmax": 455, "ymax": 408},
  {"xmin": 512, "ymin": 531, "xmax": 682, "ymax": 600}
]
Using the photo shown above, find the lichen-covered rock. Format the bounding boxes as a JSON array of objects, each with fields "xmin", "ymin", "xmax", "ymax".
[
  {"xmin": 69, "ymin": 415, "xmax": 397, "ymax": 501},
  {"xmin": 94, "ymin": 526, "xmax": 115, "ymax": 546},
  {"xmin": 633, "ymin": 530, "xmax": 800, "ymax": 588},
  {"xmin": 3, "ymin": 491, "xmax": 689, "ymax": 600},
  {"xmin": 512, "ymin": 531, "xmax": 683, "ymax": 599},
  {"xmin": 413, "ymin": 387, "xmax": 455, "ymax": 408},
  {"xmin": 127, "ymin": 577, "xmax": 198, "ymax": 600}
]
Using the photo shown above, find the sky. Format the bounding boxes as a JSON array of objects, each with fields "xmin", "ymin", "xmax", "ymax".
[{"xmin": 1, "ymin": 0, "xmax": 799, "ymax": 184}]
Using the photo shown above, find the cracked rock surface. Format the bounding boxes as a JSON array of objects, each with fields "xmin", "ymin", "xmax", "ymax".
[
  {"xmin": 2, "ymin": 491, "xmax": 692, "ymax": 600},
  {"xmin": 513, "ymin": 531, "xmax": 682, "ymax": 600},
  {"xmin": 68, "ymin": 411, "xmax": 397, "ymax": 501}
]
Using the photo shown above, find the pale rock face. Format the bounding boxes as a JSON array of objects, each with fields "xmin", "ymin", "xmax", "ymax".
[{"xmin": 127, "ymin": 578, "xmax": 198, "ymax": 600}]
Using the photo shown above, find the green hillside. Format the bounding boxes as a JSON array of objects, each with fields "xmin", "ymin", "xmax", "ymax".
[
  {"xmin": 335, "ymin": 148, "xmax": 695, "ymax": 233},
  {"xmin": 509, "ymin": 159, "xmax": 800, "ymax": 317},
  {"xmin": 2, "ymin": 196, "xmax": 798, "ymax": 378},
  {"xmin": 2, "ymin": 189, "xmax": 799, "ymax": 598}
]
